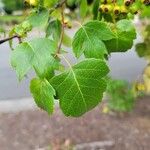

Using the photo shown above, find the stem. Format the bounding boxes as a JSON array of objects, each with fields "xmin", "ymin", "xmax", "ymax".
[
  {"xmin": 0, "ymin": 35, "xmax": 21, "ymax": 45},
  {"xmin": 55, "ymin": 0, "xmax": 67, "ymax": 9},
  {"xmin": 56, "ymin": 3, "xmax": 65, "ymax": 54},
  {"xmin": 0, "ymin": 1, "xmax": 67, "ymax": 46}
]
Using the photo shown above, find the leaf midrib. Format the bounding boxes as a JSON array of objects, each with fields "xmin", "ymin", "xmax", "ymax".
[
  {"xmin": 62, "ymin": 56, "xmax": 88, "ymax": 111},
  {"xmin": 71, "ymin": 68, "xmax": 87, "ymax": 109}
]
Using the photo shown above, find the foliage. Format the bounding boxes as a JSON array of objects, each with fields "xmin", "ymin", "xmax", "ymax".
[
  {"xmin": 0, "ymin": 26, "xmax": 5, "ymax": 34},
  {"xmin": 0, "ymin": 0, "xmax": 150, "ymax": 117},
  {"xmin": 72, "ymin": 21, "xmax": 115, "ymax": 58},
  {"xmin": 136, "ymin": 24, "xmax": 150, "ymax": 60},
  {"xmin": 0, "ymin": 15, "xmax": 24, "ymax": 25},
  {"xmin": 140, "ymin": 5, "xmax": 150, "ymax": 18},
  {"xmin": 30, "ymin": 78, "xmax": 56, "ymax": 115},
  {"xmin": 143, "ymin": 64, "xmax": 150, "ymax": 94},
  {"xmin": 135, "ymin": 17, "xmax": 150, "ymax": 95},
  {"xmin": 2, "ymin": 0, "xmax": 23, "ymax": 14},
  {"xmin": 50, "ymin": 59, "xmax": 109, "ymax": 116},
  {"xmin": 104, "ymin": 19, "xmax": 136, "ymax": 53},
  {"xmin": 106, "ymin": 79, "xmax": 135, "ymax": 112}
]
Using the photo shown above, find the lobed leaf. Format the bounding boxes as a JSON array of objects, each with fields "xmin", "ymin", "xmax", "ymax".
[
  {"xmin": 104, "ymin": 20, "xmax": 136, "ymax": 53},
  {"xmin": 11, "ymin": 38, "xmax": 58, "ymax": 80},
  {"xmin": 50, "ymin": 58, "xmax": 109, "ymax": 117},
  {"xmin": 72, "ymin": 21, "xmax": 115, "ymax": 58},
  {"xmin": 27, "ymin": 9, "xmax": 49, "ymax": 27}
]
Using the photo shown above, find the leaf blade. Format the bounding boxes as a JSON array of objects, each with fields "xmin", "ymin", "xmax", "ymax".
[
  {"xmin": 11, "ymin": 38, "xmax": 58, "ymax": 80},
  {"xmin": 104, "ymin": 20, "xmax": 136, "ymax": 53},
  {"xmin": 50, "ymin": 58, "xmax": 109, "ymax": 117},
  {"xmin": 72, "ymin": 21, "xmax": 115, "ymax": 58},
  {"xmin": 30, "ymin": 78, "xmax": 55, "ymax": 115}
]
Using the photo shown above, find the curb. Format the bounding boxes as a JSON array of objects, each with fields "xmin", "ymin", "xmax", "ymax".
[{"xmin": 0, "ymin": 97, "xmax": 36, "ymax": 113}]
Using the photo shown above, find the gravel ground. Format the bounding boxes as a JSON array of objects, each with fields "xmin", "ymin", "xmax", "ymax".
[{"xmin": 0, "ymin": 97, "xmax": 150, "ymax": 150}]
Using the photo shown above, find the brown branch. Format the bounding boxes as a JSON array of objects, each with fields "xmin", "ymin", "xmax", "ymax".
[
  {"xmin": 56, "ymin": 3, "xmax": 65, "ymax": 55},
  {"xmin": 0, "ymin": 35, "xmax": 21, "ymax": 45},
  {"xmin": 0, "ymin": 0, "xmax": 67, "ymax": 46}
]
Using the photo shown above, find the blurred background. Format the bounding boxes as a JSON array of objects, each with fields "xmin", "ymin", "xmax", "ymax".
[{"xmin": 0, "ymin": 1, "xmax": 149, "ymax": 150}]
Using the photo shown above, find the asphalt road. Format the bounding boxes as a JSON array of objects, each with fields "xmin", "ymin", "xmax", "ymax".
[{"xmin": 0, "ymin": 31, "xmax": 147, "ymax": 100}]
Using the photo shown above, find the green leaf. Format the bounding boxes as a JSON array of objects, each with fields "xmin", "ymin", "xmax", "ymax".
[
  {"xmin": 27, "ymin": 9, "xmax": 49, "ymax": 27},
  {"xmin": 107, "ymin": 79, "xmax": 135, "ymax": 112},
  {"xmin": 44, "ymin": 0, "xmax": 59, "ymax": 8},
  {"xmin": 116, "ymin": 20, "xmax": 135, "ymax": 32},
  {"xmin": 50, "ymin": 58, "xmax": 109, "ymax": 117},
  {"xmin": 11, "ymin": 38, "xmax": 58, "ymax": 81},
  {"xmin": 67, "ymin": 0, "xmax": 76, "ymax": 7},
  {"xmin": 72, "ymin": 21, "xmax": 115, "ymax": 58},
  {"xmin": 84, "ymin": 39, "xmax": 108, "ymax": 59},
  {"xmin": 46, "ymin": 20, "xmax": 72, "ymax": 47},
  {"xmin": 136, "ymin": 43, "xmax": 150, "ymax": 60},
  {"xmin": 62, "ymin": 33, "xmax": 72, "ymax": 47},
  {"xmin": 8, "ymin": 21, "xmax": 32, "ymax": 49},
  {"xmin": 93, "ymin": 0, "xmax": 100, "ymax": 20},
  {"xmin": 30, "ymin": 78, "xmax": 55, "ymax": 115},
  {"xmin": 104, "ymin": 19, "xmax": 136, "ymax": 53},
  {"xmin": 140, "ymin": 6, "xmax": 150, "ymax": 18},
  {"xmin": 46, "ymin": 19, "xmax": 62, "ymax": 42},
  {"xmin": 80, "ymin": 0, "xmax": 88, "ymax": 18},
  {"xmin": 135, "ymin": 25, "xmax": 150, "ymax": 60}
]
